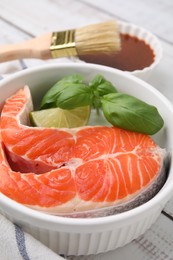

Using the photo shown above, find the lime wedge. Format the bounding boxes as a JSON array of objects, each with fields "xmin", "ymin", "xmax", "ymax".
[{"xmin": 30, "ymin": 106, "xmax": 91, "ymax": 128}]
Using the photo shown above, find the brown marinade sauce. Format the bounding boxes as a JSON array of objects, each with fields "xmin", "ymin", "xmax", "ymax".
[{"xmin": 79, "ymin": 33, "xmax": 155, "ymax": 71}]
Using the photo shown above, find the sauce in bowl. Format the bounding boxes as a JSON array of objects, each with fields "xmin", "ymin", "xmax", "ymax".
[{"xmin": 79, "ymin": 33, "xmax": 155, "ymax": 72}]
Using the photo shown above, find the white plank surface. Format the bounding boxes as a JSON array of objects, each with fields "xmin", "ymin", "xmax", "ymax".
[
  {"xmin": 81, "ymin": 0, "xmax": 173, "ymax": 43},
  {"xmin": 0, "ymin": 0, "xmax": 173, "ymax": 259},
  {"xmin": 0, "ymin": 0, "xmax": 111, "ymax": 34}
]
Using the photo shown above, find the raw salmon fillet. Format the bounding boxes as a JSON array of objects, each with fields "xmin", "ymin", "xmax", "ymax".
[{"xmin": 0, "ymin": 86, "xmax": 166, "ymax": 216}]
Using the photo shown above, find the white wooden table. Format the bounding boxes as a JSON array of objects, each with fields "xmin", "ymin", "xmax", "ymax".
[{"xmin": 0, "ymin": 0, "xmax": 173, "ymax": 259}]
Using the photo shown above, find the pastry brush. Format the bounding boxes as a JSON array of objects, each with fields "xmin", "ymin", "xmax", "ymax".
[{"xmin": 0, "ymin": 21, "xmax": 121, "ymax": 62}]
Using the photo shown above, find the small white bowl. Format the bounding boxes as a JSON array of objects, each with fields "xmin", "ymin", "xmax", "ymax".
[
  {"xmin": 0, "ymin": 63, "xmax": 172, "ymax": 256},
  {"xmin": 75, "ymin": 21, "xmax": 162, "ymax": 81}
]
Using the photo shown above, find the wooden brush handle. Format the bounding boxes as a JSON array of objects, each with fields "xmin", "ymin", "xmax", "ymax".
[{"xmin": 0, "ymin": 33, "xmax": 52, "ymax": 62}]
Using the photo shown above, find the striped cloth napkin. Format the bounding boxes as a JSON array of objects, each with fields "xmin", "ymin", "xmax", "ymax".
[{"xmin": 0, "ymin": 214, "xmax": 65, "ymax": 260}]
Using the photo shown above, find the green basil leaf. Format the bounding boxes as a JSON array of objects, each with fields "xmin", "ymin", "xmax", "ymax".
[
  {"xmin": 55, "ymin": 83, "xmax": 93, "ymax": 109},
  {"xmin": 101, "ymin": 93, "xmax": 164, "ymax": 135},
  {"xmin": 90, "ymin": 74, "xmax": 117, "ymax": 93},
  {"xmin": 89, "ymin": 74, "xmax": 117, "ymax": 109},
  {"xmin": 40, "ymin": 74, "xmax": 84, "ymax": 109}
]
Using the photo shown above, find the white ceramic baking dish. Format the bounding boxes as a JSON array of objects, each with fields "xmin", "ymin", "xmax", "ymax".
[{"xmin": 0, "ymin": 63, "xmax": 172, "ymax": 256}]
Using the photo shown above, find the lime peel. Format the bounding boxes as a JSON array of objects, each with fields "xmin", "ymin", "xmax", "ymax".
[{"xmin": 30, "ymin": 106, "xmax": 91, "ymax": 128}]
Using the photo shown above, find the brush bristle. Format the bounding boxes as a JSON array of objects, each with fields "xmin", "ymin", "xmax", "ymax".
[{"xmin": 75, "ymin": 21, "xmax": 121, "ymax": 56}]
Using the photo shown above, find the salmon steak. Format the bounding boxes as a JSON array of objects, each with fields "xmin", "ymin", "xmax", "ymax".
[{"xmin": 0, "ymin": 86, "xmax": 167, "ymax": 217}]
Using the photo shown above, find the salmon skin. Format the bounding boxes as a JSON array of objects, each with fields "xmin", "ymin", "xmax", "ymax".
[{"xmin": 0, "ymin": 86, "xmax": 167, "ymax": 217}]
